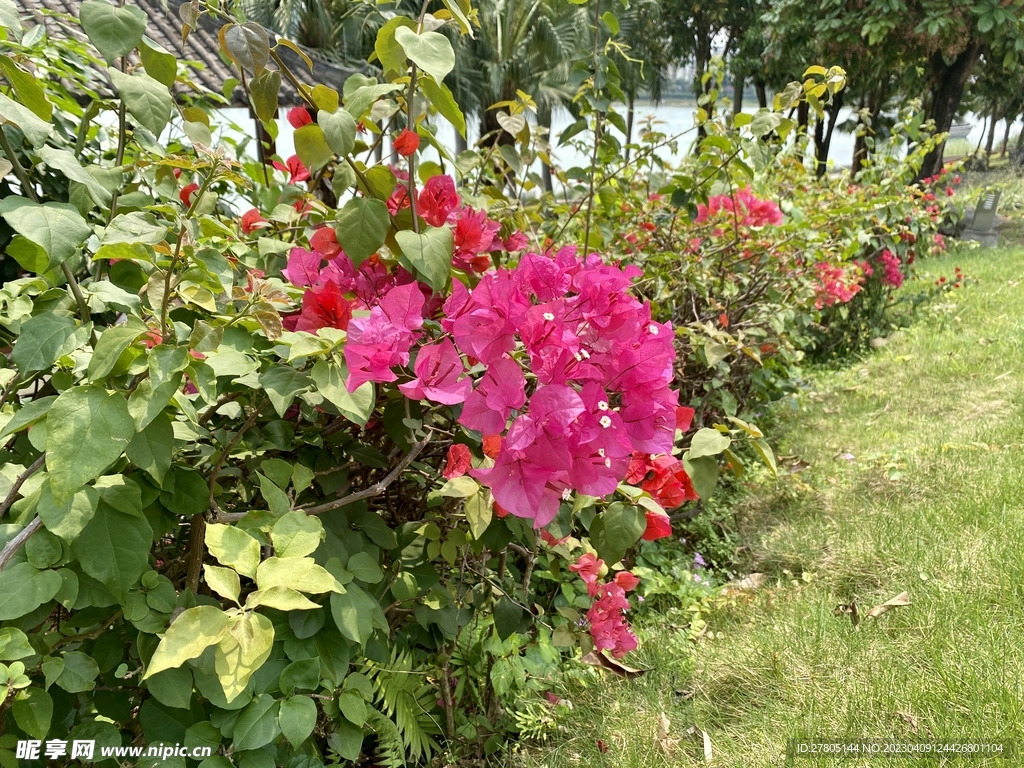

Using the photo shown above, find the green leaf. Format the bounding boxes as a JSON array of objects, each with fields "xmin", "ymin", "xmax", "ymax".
[
  {"xmin": 395, "ymin": 226, "xmax": 452, "ymax": 292},
  {"xmin": 493, "ymin": 596, "xmax": 523, "ymax": 641},
  {"xmin": 0, "ymin": 56, "xmax": 51, "ymax": 121},
  {"xmin": 72, "ymin": 502, "xmax": 153, "ymax": 597},
  {"xmin": 140, "ymin": 36, "xmax": 177, "ymax": 87},
  {"xmin": 12, "ymin": 687, "xmax": 51, "ymax": 739},
  {"xmin": 215, "ymin": 612, "xmax": 275, "ymax": 701},
  {"xmin": 88, "ymin": 326, "xmax": 142, "ymax": 381},
  {"xmin": 0, "ymin": 562, "xmax": 61, "ymax": 620},
  {"xmin": 279, "ymin": 658, "xmax": 319, "ymax": 695},
  {"xmin": 54, "ymin": 651, "xmax": 99, "ymax": 693},
  {"xmin": 126, "ymin": 412, "xmax": 174, "ymax": 486},
  {"xmin": 601, "ymin": 10, "xmax": 619, "ymax": 34},
  {"xmin": 293, "ymin": 123, "xmax": 334, "ymax": 171},
  {"xmin": 258, "ymin": 364, "xmax": 313, "ymax": 417},
  {"xmin": 683, "ymin": 454, "xmax": 718, "ymax": 499},
  {"xmin": 143, "ymin": 606, "xmax": 230, "ymax": 679},
  {"xmin": 149, "ymin": 345, "xmax": 191, "ymax": 388},
  {"xmin": 103, "ymin": 212, "xmax": 169, "ymax": 245},
  {"xmin": 343, "ymin": 82, "xmax": 403, "ymax": 122},
  {"xmin": 221, "ymin": 22, "xmax": 270, "ymax": 75},
  {"xmin": 271, "ymin": 512, "xmax": 324, "ymax": 559},
  {"xmin": 394, "ymin": 27, "xmax": 455, "ymax": 83},
  {"xmin": 206, "ymin": 524, "xmax": 261, "ymax": 579},
  {"xmin": 0, "ymin": 397, "xmax": 55, "ymax": 441},
  {"xmin": 689, "ymin": 427, "xmax": 731, "ymax": 459},
  {"xmin": 232, "ymin": 694, "xmax": 281, "ymax": 752},
  {"xmin": 128, "ymin": 377, "xmax": 181, "ymax": 432},
  {"xmin": 46, "ymin": 387, "xmax": 135, "ymax": 504},
  {"xmin": 249, "ymin": 68, "xmax": 281, "ymax": 123},
  {"xmin": 420, "ymin": 76, "xmax": 465, "ymax": 138},
  {"xmin": 751, "ymin": 437, "xmax": 777, "ymax": 477},
  {"xmin": 12, "ymin": 314, "xmax": 79, "ymax": 373},
  {"xmin": 464, "ymin": 492, "xmax": 492, "ymax": 540},
  {"xmin": 279, "ymin": 695, "xmax": 317, "ymax": 747},
  {"xmin": 0, "ymin": 628, "xmax": 34, "ymax": 661},
  {"xmin": 161, "ymin": 467, "xmax": 208, "ymax": 515},
  {"xmin": 37, "ymin": 483, "xmax": 98, "ymax": 542},
  {"xmin": 334, "ymin": 197, "xmax": 390, "ymax": 267},
  {"xmin": 245, "ymin": 587, "xmax": 321, "ymax": 612},
  {"xmin": 0, "ymin": 91, "xmax": 52, "ymax": 148},
  {"xmin": 0, "ymin": 197, "xmax": 91, "ymax": 271},
  {"xmin": 257, "ymin": 473, "xmax": 291, "ymax": 516},
  {"xmin": 319, "ymin": 108, "xmax": 357, "ymax": 157},
  {"xmin": 336, "ymin": 691, "xmax": 366, "ymax": 725},
  {"xmin": 347, "ymin": 552, "xmax": 383, "ymax": 583},
  {"xmin": 79, "ymin": 0, "xmax": 146, "ymax": 64},
  {"xmin": 330, "ymin": 584, "xmax": 384, "ymax": 646},
  {"xmin": 310, "ymin": 358, "xmax": 375, "ymax": 426},
  {"xmin": 256, "ymin": 557, "xmax": 343, "ymax": 594},
  {"xmin": 38, "ymin": 146, "xmax": 112, "ymax": 206},
  {"xmin": 108, "ymin": 68, "xmax": 173, "ymax": 136},
  {"xmin": 145, "ymin": 666, "xmax": 194, "ymax": 709},
  {"xmin": 374, "ymin": 16, "xmax": 416, "ymax": 74},
  {"xmin": 590, "ymin": 502, "xmax": 645, "ymax": 564},
  {"xmin": 439, "ymin": 476, "xmax": 479, "ymax": 498},
  {"xmin": 204, "ymin": 565, "xmax": 241, "ymax": 604}
]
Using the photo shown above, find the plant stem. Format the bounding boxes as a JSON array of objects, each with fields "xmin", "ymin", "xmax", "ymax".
[
  {"xmin": 0, "ymin": 517, "xmax": 42, "ymax": 573},
  {"xmin": 407, "ymin": 67, "xmax": 419, "ymax": 233},
  {"xmin": 581, "ymin": 0, "xmax": 603, "ymax": 252},
  {"xmin": 0, "ymin": 455, "xmax": 45, "ymax": 521}
]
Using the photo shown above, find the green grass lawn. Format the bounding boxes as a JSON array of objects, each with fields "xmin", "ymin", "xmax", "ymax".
[{"xmin": 507, "ymin": 244, "xmax": 1024, "ymax": 767}]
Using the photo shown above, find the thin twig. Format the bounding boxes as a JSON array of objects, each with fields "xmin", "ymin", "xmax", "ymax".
[
  {"xmin": 0, "ymin": 455, "xmax": 46, "ymax": 521},
  {"xmin": 0, "ymin": 517, "xmax": 43, "ymax": 573}
]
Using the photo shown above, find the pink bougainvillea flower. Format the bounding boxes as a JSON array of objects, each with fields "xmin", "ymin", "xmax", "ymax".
[
  {"xmin": 287, "ymin": 107, "xmax": 313, "ymax": 129},
  {"xmin": 282, "ymin": 247, "xmax": 322, "ymax": 287},
  {"xmin": 417, "ymin": 174, "xmax": 461, "ymax": 228},
  {"xmin": 442, "ymin": 444, "xmax": 472, "ymax": 479},
  {"xmin": 470, "ymin": 446, "xmax": 566, "ymax": 527},
  {"xmin": 399, "ymin": 338, "xmax": 472, "ymax": 405},
  {"xmin": 344, "ymin": 282, "xmax": 425, "ymax": 391},
  {"xmin": 614, "ymin": 571, "xmax": 641, "ymax": 591},
  {"xmin": 283, "ymin": 281, "xmax": 352, "ymax": 333},
  {"xmin": 179, "ymin": 182, "xmax": 199, "ymax": 206},
  {"xmin": 240, "ymin": 208, "xmax": 268, "ymax": 235},
  {"xmin": 273, "ymin": 155, "xmax": 310, "ymax": 184},
  {"xmin": 459, "ymin": 358, "xmax": 527, "ymax": 434},
  {"xmin": 641, "ymin": 510, "xmax": 672, "ymax": 541},
  {"xmin": 503, "ymin": 231, "xmax": 529, "ymax": 252},
  {"xmin": 877, "ymin": 249, "xmax": 904, "ymax": 288},
  {"xmin": 310, "ymin": 226, "xmax": 343, "ymax": 259},
  {"xmin": 569, "ymin": 553, "xmax": 604, "ymax": 596},
  {"xmin": 393, "ymin": 129, "xmax": 420, "ymax": 157}
]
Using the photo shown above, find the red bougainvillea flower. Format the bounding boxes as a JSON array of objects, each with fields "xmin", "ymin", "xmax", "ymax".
[
  {"xmin": 240, "ymin": 208, "xmax": 268, "ymax": 235},
  {"xmin": 813, "ymin": 262, "xmax": 862, "ymax": 309},
  {"xmin": 877, "ymin": 249, "xmax": 904, "ymax": 288},
  {"xmin": 540, "ymin": 529, "xmax": 569, "ymax": 547},
  {"xmin": 179, "ymin": 182, "xmax": 199, "ymax": 206},
  {"xmin": 287, "ymin": 107, "xmax": 313, "ymax": 129},
  {"xmin": 453, "ymin": 208, "xmax": 501, "ymax": 272},
  {"xmin": 393, "ymin": 129, "xmax": 420, "ymax": 157},
  {"xmin": 587, "ymin": 583, "xmax": 638, "ymax": 658},
  {"xmin": 493, "ymin": 500, "xmax": 510, "ymax": 518},
  {"xmin": 310, "ymin": 226, "xmax": 342, "ymax": 259},
  {"xmin": 641, "ymin": 510, "xmax": 673, "ymax": 541},
  {"xmin": 273, "ymin": 155, "xmax": 310, "ymax": 184},
  {"xmin": 503, "ymin": 231, "xmax": 529, "ymax": 252},
  {"xmin": 482, "ymin": 433, "xmax": 502, "ymax": 459},
  {"xmin": 614, "ymin": 571, "xmax": 640, "ymax": 591},
  {"xmin": 695, "ymin": 186, "xmax": 783, "ymax": 227},
  {"xmin": 387, "ymin": 184, "xmax": 411, "ymax": 215},
  {"xmin": 399, "ymin": 338, "xmax": 472, "ymax": 405},
  {"xmin": 569, "ymin": 552, "xmax": 604, "ymax": 597},
  {"xmin": 627, "ymin": 452, "xmax": 698, "ymax": 509},
  {"xmin": 283, "ymin": 281, "xmax": 352, "ymax": 333},
  {"xmin": 142, "ymin": 329, "xmax": 162, "ymax": 348},
  {"xmin": 442, "ymin": 444, "xmax": 472, "ymax": 479},
  {"xmin": 674, "ymin": 406, "xmax": 695, "ymax": 433},
  {"xmin": 417, "ymin": 174, "xmax": 461, "ymax": 227}
]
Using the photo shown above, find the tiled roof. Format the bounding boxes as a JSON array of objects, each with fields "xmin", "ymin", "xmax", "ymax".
[{"xmin": 20, "ymin": 0, "xmax": 363, "ymax": 108}]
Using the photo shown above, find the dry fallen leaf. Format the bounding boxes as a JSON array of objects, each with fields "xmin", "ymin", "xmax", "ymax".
[
  {"xmin": 833, "ymin": 601, "xmax": 860, "ymax": 627},
  {"xmin": 701, "ymin": 728, "xmax": 713, "ymax": 762},
  {"xmin": 579, "ymin": 651, "xmax": 645, "ymax": 678},
  {"xmin": 895, "ymin": 710, "xmax": 919, "ymax": 732},
  {"xmin": 866, "ymin": 591, "xmax": 911, "ymax": 619},
  {"xmin": 722, "ymin": 573, "xmax": 766, "ymax": 594},
  {"xmin": 654, "ymin": 713, "xmax": 679, "ymax": 755}
]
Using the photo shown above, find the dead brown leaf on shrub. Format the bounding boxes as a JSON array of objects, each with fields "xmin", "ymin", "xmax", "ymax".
[
  {"xmin": 654, "ymin": 713, "xmax": 679, "ymax": 755},
  {"xmin": 866, "ymin": 591, "xmax": 911, "ymax": 619},
  {"xmin": 579, "ymin": 651, "xmax": 645, "ymax": 678}
]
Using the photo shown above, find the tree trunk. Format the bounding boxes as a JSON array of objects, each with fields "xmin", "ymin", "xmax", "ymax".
[
  {"xmin": 796, "ymin": 100, "xmax": 810, "ymax": 163},
  {"xmin": 814, "ymin": 90, "xmax": 844, "ymax": 178},
  {"xmin": 1001, "ymin": 117, "xmax": 1013, "ymax": 158},
  {"xmin": 985, "ymin": 103, "xmax": 999, "ymax": 157},
  {"xmin": 540, "ymin": 106, "xmax": 554, "ymax": 193},
  {"xmin": 851, "ymin": 97, "xmax": 867, "ymax": 175},
  {"xmin": 733, "ymin": 74, "xmax": 743, "ymax": 114},
  {"xmin": 918, "ymin": 39, "xmax": 984, "ymax": 178},
  {"xmin": 455, "ymin": 131, "xmax": 468, "ymax": 156},
  {"xmin": 755, "ymin": 78, "xmax": 767, "ymax": 109}
]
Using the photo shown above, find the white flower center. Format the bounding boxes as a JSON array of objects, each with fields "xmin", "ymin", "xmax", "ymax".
[
  {"xmin": 580, "ymin": 349, "xmax": 591, "ymax": 359},
  {"xmin": 561, "ymin": 488, "xmax": 572, "ymax": 501},
  {"xmin": 599, "ymin": 416, "xmax": 612, "ymax": 429},
  {"xmin": 604, "ymin": 458, "xmax": 612, "ymax": 468},
  {"xmin": 543, "ymin": 312, "xmax": 555, "ymax": 321},
  {"xmin": 597, "ymin": 401, "xmax": 609, "ymax": 411},
  {"xmin": 648, "ymin": 324, "xmax": 659, "ymax": 334},
  {"xmin": 597, "ymin": 448, "xmax": 605, "ymax": 457},
  {"xmin": 650, "ymin": 453, "xmax": 658, "ymax": 460}
]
